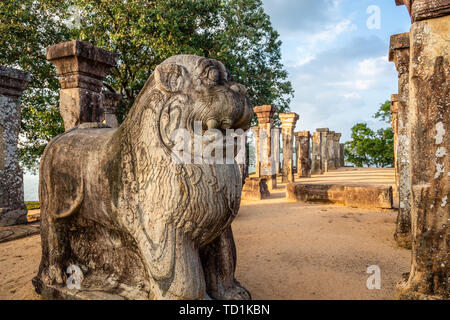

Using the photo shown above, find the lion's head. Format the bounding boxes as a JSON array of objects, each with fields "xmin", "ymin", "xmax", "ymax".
[{"xmin": 123, "ymin": 55, "xmax": 254, "ymax": 158}]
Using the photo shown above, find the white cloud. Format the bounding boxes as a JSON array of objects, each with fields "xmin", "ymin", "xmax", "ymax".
[
  {"xmin": 341, "ymin": 92, "xmax": 361, "ymax": 99},
  {"xmin": 286, "ymin": 19, "xmax": 357, "ymax": 67}
]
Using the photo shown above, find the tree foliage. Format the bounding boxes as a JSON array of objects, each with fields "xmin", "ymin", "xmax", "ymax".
[
  {"xmin": 373, "ymin": 100, "xmax": 392, "ymax": 124},
  {"xmin": 344, "ymin": 101, "xmax": 394, "ymax": 168},
  {"xmin": 0, "ymin": 0, "xmax": 294, "ymax": 172}
]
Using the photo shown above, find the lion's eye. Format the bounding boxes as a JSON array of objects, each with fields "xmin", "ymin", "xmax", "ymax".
[
  {"xmin": 207, "ymin": 68, "xmax": 219, "ymax": 82},
  {"xmin": 230, "ymin": 84, "xmax": 247, "ymax": 95}
]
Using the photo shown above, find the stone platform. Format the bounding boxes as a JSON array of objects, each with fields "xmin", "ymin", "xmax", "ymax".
[
  {"xmin": 286, "ymin": 183, "xmax": 393, "ymax": 209},
  {"xmin": 285, "ymin": 168, "xmax": 396, "ymax": 209}
]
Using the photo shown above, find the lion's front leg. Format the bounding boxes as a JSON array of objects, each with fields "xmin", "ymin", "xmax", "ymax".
[
  {"xmin": 138, "ymin": 226, "xmax": 208, "ymax": 300},
  {"xmin": 200, "ymin": 226, "xmax": 251, "ymax": 300}
]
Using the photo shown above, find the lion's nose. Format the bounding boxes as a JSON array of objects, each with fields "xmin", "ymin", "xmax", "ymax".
[{"xmin": 206, "ymin": 119, "xmax": 219, "ymax": 130}]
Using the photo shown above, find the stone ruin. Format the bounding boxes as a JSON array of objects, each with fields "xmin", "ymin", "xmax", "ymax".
[
  {"xmin": 311, "ymin": 128, "xmax": 344, "ymax": 175},
  {"xmin": 247, "ymin": 110, "xmax": 344, "ymax": 196},
  {"xmin": 33, "ymin": 43, "xmax": 253, "ymax": 300},
  {"xmin": 0, "ymin": 66, "xmax": 30, "ymax": 226},
  {"xmin": 393, "ymin": 0, "xmax": 449, "ymax": 300}
]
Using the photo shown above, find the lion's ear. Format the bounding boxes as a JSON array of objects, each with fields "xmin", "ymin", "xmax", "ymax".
[{"xmin": 155, "ymin": 63, "xmax": 187, "ymax": 93}]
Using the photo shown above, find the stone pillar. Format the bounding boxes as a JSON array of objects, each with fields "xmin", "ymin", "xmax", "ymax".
[
  {"xmin": 326, "ymin": 130, "xmax": 336, "ymax": 171},
  {"xmin": 317, "ymin": 128, "xmax": 330, "ymax": 172},
  {"xmin": 389, "ymin": 32, "xmax": 412, "ymax": 249},
  {"xmin": 46, "ymin": 40, "xmax": 118, "ymax": 131},
  {"xmin": 333, "ymin": 133, "xmax": 341, "ymax": 168},
  {"xmin": 273, "ymin": 127, "xmax": 281, "ymax": 175},
  {"xmin": 339, "ymin": 143, "xmax": 345, "ymax": 167},
  {"xmin": 252, "ymin": 126, "xmax": 260, "ymax": 178},
  {"xmin": 395, "ymin": 0, "xmax": 449, "ymax": 300},
  {"xmin": 390, "ymin": 94, "xmax": 400, "ymax": 200},
  {"xmin": 311, "ymin": 132, "xmax": 321, "ymax": 174},
  {"xmin": 295, "ymin": 131, "xmax": 311, "ymax": 178},
  {"xmin": 254, "ymin": 105, "xmax": 277, "ymax": 189},
  {"xmin": 280, "ymin": 113, "xmax": 299, "ymax": 183},
  {"xmin": 0, "ymin": 66, "xmax": 30, "ymax": 226},
  {"xmin": 102, "ymin": 91, "xmax": 121, "ymax": 128}
]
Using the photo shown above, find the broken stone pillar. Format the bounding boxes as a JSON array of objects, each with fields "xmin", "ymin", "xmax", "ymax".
[
  {"xmin": 46, "ymin": 40, "xmax": 118, "ymax": 131},
  {"xmin": 241, "ymin": 177, "xmax": 270, "ymax": 201},
  {"xmin": 295, "ymin": 131, "xmax": 311, "ymax": 178},
  {"xmin": 280, "ymin": 113, "xmax": 299, "ymax": 183},
  {"xmin": 254, "ymin": 105, "xmax": 277, "ymax": 189},
  {"xmin": 311, "ymin": 132, "xmax": 321, "ymax": 174},
  {"xmin": 318, "ymin": 129, "xmax": 330, "ymax": 172},
  {"xmin": 339, "ymin": 143, "xmax": 345, "ymax": 167},
  {"xmin": 252, "ymin": 126, "xmax": 260, "ymax": 177},
  {"xmin": 326, "ymin": 130, "xmax": 336, "ymax": 171},
  {"xmin": 0, "ymin": 66, "xmax": 30, "ymax": 226},
  {"xmin": 311, "ymin": 129, "xmax": 329, "ymax": 174},
  {"xmin": 273, "ymin": 127, "xmax": 281, "ymax": 175},
  {"xmin": 390, "ymin": 94, "xmax": 400, "ymax": 200},
  {"xmin": 395, "ymin": 0, "xmax": 449, "ymax": 300},
  {"xmin": 389, "ymin": 32, "xmax": 412, "ymax": 249},
  {"xmin": 102, "ymin": 91, "xmax": 121, "ymax": 128},
  {"xmin": 333, "ymin": 133, "xmax": 341, "ymax": 168}
]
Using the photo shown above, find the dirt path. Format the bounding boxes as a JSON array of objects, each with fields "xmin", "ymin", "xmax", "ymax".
[{"xmin": 0, "ymin": 169, "xmax": 410, "ymax": 300}]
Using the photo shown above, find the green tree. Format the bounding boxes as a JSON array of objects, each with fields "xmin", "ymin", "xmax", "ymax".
[
  {"xmin": 344, "ymin": 101, "xmax": 394, "ymax": 168},
  {"xmin": 0, "ymin": 0, "xmax": 294, "ymax": 172},
  {"xmin": 373, "ymin": 100, "xmax": 392, "ymax": 124},
  {"xmin": 0, "ymin": 0, "xmax": 76, "ymax": 172}
]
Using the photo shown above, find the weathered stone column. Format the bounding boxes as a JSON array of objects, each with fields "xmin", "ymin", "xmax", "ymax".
[
  {"xmin": 251, "ymin": 126, "xmax": 260, "ymax": 178},
  {"xmin": 326, "ymin": 130, "xmax": 336, "ymax": 171},
  {"xmin": 295, "ymin": 131, "xmax": 311, "ymax": 178},
  {"xmin": 0, "ymin": 66, "xmax": 30, "ymax": 226},
  {"xmin": 311, "ymin": 128, "xmax": 329, "ymax": 174},
  {"xmin": 339, "ymin": 143, "xmax": 345, "ymax": 167},
  {"xmin": 333, "ymin": 133, "xmax": 341, "ymax": 168},
  {"xmin": 102, "ymin": 91, "xmax": 121, "ymax": 128},
  {"xmin": 254, "ymin": 105, "xmax": 277, "ymax": 189},
  {"xmin": 389, "ymin": 32, "xmax": 412, "ymax": 249},
  {"xmin": 390, "ymin": 94, "xmax": 400, "ymax": 194},
  {"xmin": 280, "ymin": 113, "xmax": 299, "ymax": 183},
  {"xmin": 311, "ymin": 132, "xmax": 322, "ymax": 174},
  {"xmin": 395, "ymin": 0, "xmax": 449, "ymax": 300},
  {"xmin": 273, "ymin": 127, "xmax": 281, "ymax": 175},
  {"xmin": 47, "ymin": 40, "xmax": 118, "ymax": 130}
]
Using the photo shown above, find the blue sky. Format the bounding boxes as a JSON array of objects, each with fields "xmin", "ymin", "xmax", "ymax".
[{"xmin": 262, "ymin": 0, "xmax": 411, "ymax": 141}]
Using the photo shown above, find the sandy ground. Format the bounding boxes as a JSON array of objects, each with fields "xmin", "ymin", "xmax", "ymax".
[{"xmin": 0, "ymin": 168, "xmax": 410, "ymax": 300}]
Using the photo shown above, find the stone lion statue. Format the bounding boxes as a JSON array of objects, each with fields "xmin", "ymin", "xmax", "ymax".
[{"xmin": 33, "ymin": 54, "xmax": 253, "ymax": 300}]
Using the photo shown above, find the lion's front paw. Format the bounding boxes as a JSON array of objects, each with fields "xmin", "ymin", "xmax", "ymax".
[
  {"xmin": 210, "ymin": 282, "xmax": 251, "ymax": 300},
  {"xmin": 41, "ymin": 265, "xmax": 66, "ymax": 285}
]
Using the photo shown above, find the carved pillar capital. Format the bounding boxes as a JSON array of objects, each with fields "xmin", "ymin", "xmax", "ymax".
[
  {"xmin": 47, "ymin": 40, "xmax": 117, "ymax": 92},
  {"xmin": 395, "ymin": 0, "xmax": 450, "ymax": 22},
  {"xmin": 279, "ymin": 112, "xmax": 299, "ymax": 129},
  {"xmin": 0, "ymin": 66, "xmax": 30, "ymax": 97},
  {"xmin": 389, "ymin": 33, "xmax": 410, "ymax": 75},
  {"xmin": 47, "ymin": 41, "xmax": 118, "ymax": 130},
  {"xmin": 254, "ymin": 105, "xmax": 276, "ymax": 127}
]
